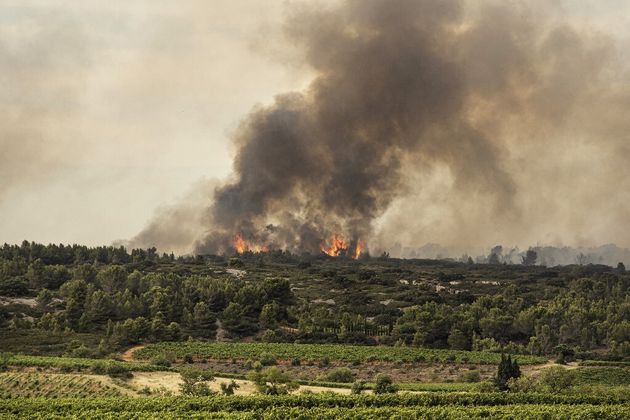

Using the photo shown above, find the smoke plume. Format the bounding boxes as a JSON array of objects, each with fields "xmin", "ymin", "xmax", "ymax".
[{"xmin": 133, "ymin": 0, "xmax": 630, "ymax": 257}]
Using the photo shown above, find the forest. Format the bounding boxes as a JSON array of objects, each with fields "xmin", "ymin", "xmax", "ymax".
[{"xmin": 1, "ymin": 241, "xmax": 628, "ymax": 361}]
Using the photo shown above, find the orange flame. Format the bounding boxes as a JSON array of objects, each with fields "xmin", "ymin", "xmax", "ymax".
[
  {"xmin": 233, "ymin": 233, "xmax": 268, "ymax": 254},
  {"xmin": 233, "ymin": 233, "xmax": 247, "ymax": 253},
  {"xmin": 353, "ymin": 240, "xmax": 364, "ymax": 260},
  {"xmin": 320, "ymin": 233, "xmax": 348, "ymax": 257}
]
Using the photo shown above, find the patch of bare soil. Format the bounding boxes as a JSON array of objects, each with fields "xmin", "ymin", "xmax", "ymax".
[{"xmin": 121, "ymin": 345, "xmax": 145, "ymax": 362}]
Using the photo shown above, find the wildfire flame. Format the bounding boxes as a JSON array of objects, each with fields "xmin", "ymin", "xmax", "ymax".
[
  {"xmin": 320, "ymin": 233, "xmax": 364, "ymax": 259},
  {"xmin": 353, "ymin": 239, "xmax": 364, "ymax": 260},
  {"xmin": 233, "ymin": 233, "xmax": 268, "ymax": 254},
  {"xmin": 320, "ymin": 233, "xmax": 348, "ymax": 257}
]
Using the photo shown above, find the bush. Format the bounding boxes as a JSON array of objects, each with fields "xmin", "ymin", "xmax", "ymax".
[
  {"xmin": 476, "ymin": 380, "xmax": 498, "ymax": 392},
  {"xmin": 351, "ymin": 380, "xmax": 366, "ymax": 394},
  {"xmin": 179, "ymin": 368, "xmax": 215, "ymax": 396},
  {"xmin": 0, "ymin": 353, "xmax": 11, "ymax": 372},
  {"xmin": 90, "ymin": 361, "xmax": 107, "ymax": 375},
  {"xmin": 374, "ymin": 374, "xmax": 398, "ymax": 394},
  {"xmin": 462, "ymin": 370, "xmax": 481, "ymax": 383},
  {"xmin": 248, "ymin": 367, "xmax": 299, "ymax": 395},
  {"xmin": 539, "ymin": 366, "xmax": 577, "ymax": 393},
  {"xmin": 325, "ymin": 368, "xmax": 356, "ymax": 383},
  {"xmin": 220, "ymin": 380, "xmax": 240, "ymax": 396},
  {"xmin": 319, "ymin": 356, "xmax": 330, "ymax": 367},
  {"xmin": 151, "ymin": 356, "xmax": 172, "ymax": 368},
  {"xmin": 259, "ymin": 353, "xmax": 277, "ymax": 366},
  {"xmin": 106, "ymin": 364, "xmax": 133, "ymax": 379},
  {"xmin": 183, "ymin": 354, "xmax": 194, "ymax": 364},
  {"xmin": 507, "ymin": 375, "xmax": 539, "ymax": 393}
]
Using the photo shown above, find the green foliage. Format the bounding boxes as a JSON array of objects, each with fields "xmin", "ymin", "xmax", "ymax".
[
  {"xmin": 495, "ymin": 354, "xmax": 521, "ymax": 391},
  {"xmin": 351, "ymin": 380, "xmax": 366, "ymax": 394},
  {"xmin": 137, "ymin": 342, "xmax": 546, "ymax": 365},
  {"xmin": 248, "ymin": 367, "xmax": 298, "ymax": 395},
  {"xmin": 179, "ymin": 368, "xmax": 215, "ymax": 396},
  {"xmin": 219, "ymin": 380, "xmax": 240, "ymax": 395},
  {"xmin": 0, "ymin": 372, "xmax": 122, "ymax": 398},
  {"xmin": 461, "ymin": 369, "xmax": 481, "ymax": 383},
  {"xmin": 1, "ymin": 393, "xmax": 630, "ymax": 417},
  {"xmin": 374, "ymin": 374, "xmax": 398, "ymax": 394},
  {"xmin": 258, "ymin": 353, "xmax": 277, "ymax": 366},
  {"xmin": 0, "ymin": 353, "xmax": 11, "ymax": 372},
  {"xmin": 324, "ymin": 368, "xmax": 356, "ymax": 383},
  {"xmin": 539, "ymin": 366, "xmax": 577, "ymax": 392},
  {"xmin": 106, "ymin": 364, "xmax": 132, "ymax": 379}
]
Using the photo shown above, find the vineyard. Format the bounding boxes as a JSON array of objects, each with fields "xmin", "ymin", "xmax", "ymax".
[
  {"xmin": 136, "ymin": 342, "xmax": 547, "ymax": 365},
  {"xmin": 7, "ymin": 354, "xmax": 170, "ymax": 372},
  {"xmin": 0, "ymin": 394, "xmax": 628, "ymax": 419},
  {"xmin": 0, "ymin": 372, "xmax": 122, "ymax": 398}
]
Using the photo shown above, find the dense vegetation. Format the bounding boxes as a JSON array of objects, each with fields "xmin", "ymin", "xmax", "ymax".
[
  {"xmin": 1, "ymin": 394, "xmax": 629, "ymax": 419},
  {"xmin": 137, "ymin": 342, "xmax": 546, "ymax": 364},
  {"xmin": 0, "ymin": 372, "xmax": 122, "ymax": 398},
  {"xmin": 1, "ymin": 241, "xmax": 629, "ymax": 360}
]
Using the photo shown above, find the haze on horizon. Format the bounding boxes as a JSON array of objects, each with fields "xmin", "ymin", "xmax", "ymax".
[{"xmin": 2, "ymin": 0, "xmax": 630, "ymax": 258}]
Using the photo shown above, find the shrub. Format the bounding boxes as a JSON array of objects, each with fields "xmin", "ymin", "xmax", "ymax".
[
  {"xmin": 183, "ymin": 354, "xmax": 194, "ymax": 364},
  {"xmin": 462, "ymin": 370, "xmax": 481, "ymax": 383},
  {"xmin": 0, "ymin": 353, "xmax": 12, "ymax": 372},
  {"xmin": 476, "ymin": 380, "xmax": 498, "ymax": 392},
  {"xmin": 507, "ymin": 375, "xmax": 539, "ymax": 393},
  {"xmin": 259, "ymin": 353, "xmax": 277, "ymax": 366},
  {"xmin": 151, "ymin": 356, "xmax": 172, "ymax": 368},
  {"xmin": 248, "ymin": 367, "xmax": 299, "ymax": 395},
  {"xmin": 319, "ymin": 356, "xmax": 330, "ymax": 367},
  {"xmin": 325, "ymin": 368, "xmax": 356, "ymax": 383},
  {"xmin": 539, "ymin": 366, "xmax": 577, "ymax": 393},
  {"xmin": 220, "ymin": 380, "xmax": 240, "ymax": 396},
  {"xmin": 106, "ymin": 364, "xmax": 132, "ymax": 379},
  {"xmin": 179, "ymin": 368, "xmax": 215, "ymax": 396},
  {"xmin": 351, "ymin": 380, "xmax": 366, "ymax": 394},
  {"xmin": 90, "ymin": 361, "xmax": 107, "ymax": 375},
  {"xmin": 374, "ymin": 374, "xmax": 398, "ymax": 394}
]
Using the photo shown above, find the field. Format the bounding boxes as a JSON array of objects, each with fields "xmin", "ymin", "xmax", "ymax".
[
  {"xmin": 136, "ymin": 342, "xmax": 547, "ymax": 365},
  {"xmin": 1, "ymin": 394, "xmax": 629, "ymax": 419},
  {"xmin": 0, "ymin": 372, "xmax": 123, "ymax": 398}
]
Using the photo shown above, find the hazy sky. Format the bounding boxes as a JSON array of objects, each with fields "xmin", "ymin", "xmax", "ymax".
[{"xmin": 1, "ymin": 0, "xmax": 630, "ymax": 251}]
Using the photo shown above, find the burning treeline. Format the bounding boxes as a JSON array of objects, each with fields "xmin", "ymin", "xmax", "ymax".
[{"xmin": 130, "ymin": 0, "xmax": 630, "ymax": 256}]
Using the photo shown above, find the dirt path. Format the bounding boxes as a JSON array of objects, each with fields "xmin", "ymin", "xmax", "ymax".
[
  {"xmin": 121, "ymin": 345, "xmax": 145, "ymax": 362},
  {"xmin": 523, "ymin": 360, "xmax": 579, "ymax": 376}
]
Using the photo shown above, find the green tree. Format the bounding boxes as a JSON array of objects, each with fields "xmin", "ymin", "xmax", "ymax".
[
  {"xmin": 447, "ymin": 328, "xmax": 470, "ymax": 350},
  {"xmin": 259, "ymin": 302, "xmax": 281, "ymax": 330},
  {"xmin": 248, "ymin": 367, "xmax": 298, "ymax": 395},
  {"xmin": 179, "ymin": 368, "xmax": 215, "ymax": 396},
  {"xmin": 539, "ymin": 366, "xmax": 576, "ymax": 393},
  {"xmin": 495, "ymin": 354, "xmax": 521, "ymax": 391},
  {"xmin": 374, "ymin": 374, "xmax": 398, "ymax": 394},
  {"xmin": 193, "ymin": 302, "xmax": 215, "ymax": 336}
]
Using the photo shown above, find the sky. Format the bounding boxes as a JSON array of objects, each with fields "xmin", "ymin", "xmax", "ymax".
[
  {"xmin": 0, "ymin": 0, "xmax": 312, "ymax": 245},
  {"xmin": 1, "ymin": 0, "xmax": 630, "ymax": 254}
]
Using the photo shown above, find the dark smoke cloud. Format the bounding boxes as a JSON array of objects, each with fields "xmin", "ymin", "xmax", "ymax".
[
  {"xmin": 136, "ymin": 0, "xmax": 630, "ymax": 257},
  {"xmin": 197, "ymin": 0, "xmax": 517, "ymax": 254}
]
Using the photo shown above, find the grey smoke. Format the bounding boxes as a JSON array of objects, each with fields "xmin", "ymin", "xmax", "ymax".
[{"xmin": 133, "ymin": 0, "xmax": 630, "ymax": 257}]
